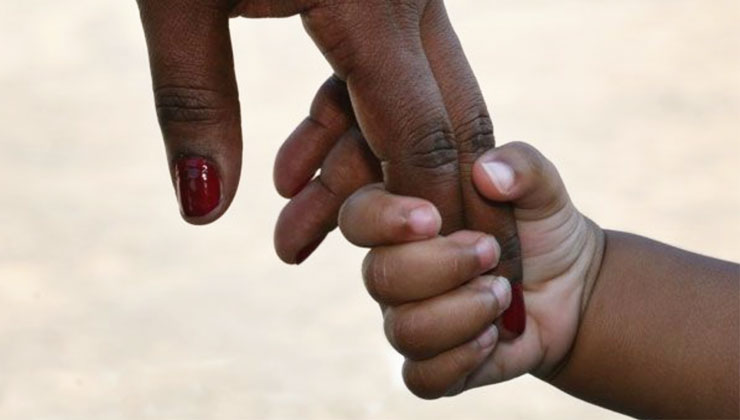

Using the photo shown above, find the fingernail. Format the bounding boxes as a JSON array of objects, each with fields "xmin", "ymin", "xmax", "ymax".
[
  {"xmin": 501, "ymin": 282, "xmax": 526, "ymax": 336},
  {"xmin": 475, "ymin": 325, "xmax": 498, "ymax": 349},
  {"xmin": 295, "ymin": 235, "xmax": 326, "ymax": 265},
  {"xmin": 175, "ymin": 157, "xmax": 221, "ymax": 218},
  {"xmin": 482, "ymin": 161, "xmax": 515, "ymax": 194},
  {"xmin": 475, "ymin": 236, "xmax": 500, "ymax": 270},
  {"xmin": 491, "ymin": 276, "xmax": 512, "ymax": 310},
  {"xmin": 408, "ymin": 206, "xmax": 439, "ymax": 236}
]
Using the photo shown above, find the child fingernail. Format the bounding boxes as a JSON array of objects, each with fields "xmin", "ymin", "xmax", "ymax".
[
  {"xmin": 482, "ymin": 161, "xmax": 515, "ymax": 194},
  {"xmin": 475, "ymin": 325, "xmax": 499, "ymax": 349},
  {"xmin": 408, "ymin": 206, "xmax": 439, "ymax": 236},
  {"xmin": 175, "ymin": 156, "xmax": 222, "ymax": 218},
  {"xmin": 491, "ymin": 276, "xmax": 512, "ymax": 310},
  {"xmin": 475, "ymin": 236, "xmax": 500, "ymax": 270}
]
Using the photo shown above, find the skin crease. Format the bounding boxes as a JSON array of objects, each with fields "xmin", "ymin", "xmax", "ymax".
[
  {"xmin": 136, "ymin": 0, "xmax": 739, "ymax": 416},
  {"xmin": 337, "ymin": 142, "xmax": 739, "ymax": 418},
  {"xmin": 137, "ymin": 0, "xmax": 525, "ymax": 336},
  {"xmin": 338, "ymin": 142, "xmax": 605, "ymax": 399}
]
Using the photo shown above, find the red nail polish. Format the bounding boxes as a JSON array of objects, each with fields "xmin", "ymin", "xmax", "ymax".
[
  {"xmin": 501, "ymin": 282, "xmax": 526, "ymax": 336},
  {"xmin": 175, "ymin": 157, "xmax": 221, "ymax": 218},
  {"xmin": 295, "ymin": 236, "xmax": 326, "ymax": 265}
]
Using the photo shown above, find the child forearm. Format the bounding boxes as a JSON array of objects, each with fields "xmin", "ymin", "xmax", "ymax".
[{"xmin": 550, "ymin": 230, "xmax": 739, "ymax": 419}]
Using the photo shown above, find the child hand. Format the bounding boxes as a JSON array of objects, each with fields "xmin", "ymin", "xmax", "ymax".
[{"xmin": 338, "ymin": 141, "xmax": 604, "ymax": 398}]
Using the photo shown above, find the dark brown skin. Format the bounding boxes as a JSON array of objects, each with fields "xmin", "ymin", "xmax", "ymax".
[
  {"xmin": 136, "ymin": 2, "xmax": 740, "ymax": 416},
  {"xmin": 137, "ymin": 0, "xmax": 524, "ymax": 335},
  {"xmin": 552, "ymin": 231, "xmax": 740, "ymax": 419}
]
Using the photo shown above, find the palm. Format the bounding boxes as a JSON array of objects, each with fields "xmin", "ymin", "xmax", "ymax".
[{"xmin": 462, "ymin": 198, "xmax": 598, "ymax": 389}]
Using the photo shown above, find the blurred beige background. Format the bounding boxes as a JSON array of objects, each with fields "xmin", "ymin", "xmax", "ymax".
[{"xmin": 0, "ymin": 0, "xmax": 738, "ymax": 419}]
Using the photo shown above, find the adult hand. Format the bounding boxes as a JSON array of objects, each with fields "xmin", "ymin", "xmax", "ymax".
[{"xmin": 137, "ymin": 0, "xmax": 524, "ymax": 334}]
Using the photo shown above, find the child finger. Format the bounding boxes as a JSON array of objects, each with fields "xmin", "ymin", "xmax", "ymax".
[
  {"xmin": 338, "ymin": 185, "xmax": 442, "ymax": 247},
  {"xmin": 362, "ymin": 232, "xmax": 500, "ymax": 305},
  {"xmin": 472, "ymin": 141, "xmax": 570, "ymax": 221},
  {"xmin": 383, "ymin": 275, "xmax": 511, "ymax": 361},
  {"xmin": 401, "ymin": 324, "xmax": 499, "ymax": 399}
]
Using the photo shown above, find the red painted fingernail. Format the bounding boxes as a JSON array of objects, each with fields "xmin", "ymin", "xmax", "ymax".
[
  {"xmin": 295, "ymin": 236, "xmax": 326, "ymax": 265},
  {"xmin": 501, "ymin": 282, "xmax": 526, "ymax": 336},
  {"xmin": 175, "ymin": 157, "xmax": 221, "ymax": 218}
]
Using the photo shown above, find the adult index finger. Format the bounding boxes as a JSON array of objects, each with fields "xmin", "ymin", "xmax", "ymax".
[{"xmin": 138, "ymin": 0, "xmax": 241, "ymax": 224}]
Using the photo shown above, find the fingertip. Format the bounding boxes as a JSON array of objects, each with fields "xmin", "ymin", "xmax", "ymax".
[
  {"xmin": 473, "ymin": 157, "xmax": 516, "ymax": 202},
  {"xmin": 474, "ymin": 324, "xmax": 499, "ymax": 350},
  {"xmin": 274, "ymin": 171, "xmax": 312, "ymax": 199},
  {"xmin": 273, "ymin": 181, "xmax": 338, "ymax": 264},
  {"xmin": 273, "ymin": 217, "xmax": 294, "ymax": 264},
  {"xmin": 174, "ymin": 155, "xmax": 232, "ymax": 225},
  {"xmin": 474, "ymin": 235, "xmax": 500, "ymax": 272},
  {"xmin": 406, "ymin": 205, "xmax": 442, "ymax": 238},
  {"xmin": 340, "ymin": 186, "xmax": 442, "ymax": 247},
  {"xmin": 180, "ymin": 210, "xmax": 226, "ymax": 226},
  {"xmin": 491, "ymin": 276, "xmax": 512, "ymax": 313},
  {"xmin": 273, "ymin": 126, "xmax": 316, "ymax": 199},
  {"xmin": 482, "ymin": 161, "xmax": 515, "ymax": 194},
  {"xmin": 476, "ymin": 141, "xmax": 568, "ymax": 219},
  {"xmin": 295, "ymin": 234, "xmax": 327, "ymax": 265},
  {"xmin": 446, "ymin": 231, "xmax": 501, "ymax": 273}
]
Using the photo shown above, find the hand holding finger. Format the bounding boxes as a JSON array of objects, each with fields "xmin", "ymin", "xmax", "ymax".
[
  {"xmin": 339, "ymin": 184, "xmax": 442, "ymax": 247},
  {"xmin": 362, "ymin": 230, "xmax": 500, "ymax": 305},
  {"xmin": 384, "ymin": 275, "xmax": 511, "ymax": 360},
  {"xmin": 402, "ymin": 324, "xmax": 499, "ymax": 399},
  {"xmin": 473, "ymin": 142, "xmax": 569, "ymax": 221}
]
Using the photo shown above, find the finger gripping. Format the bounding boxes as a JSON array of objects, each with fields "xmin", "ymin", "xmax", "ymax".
[{"xmin": 455, "ymin": 113, "xmax": 495, "ymax": 161}]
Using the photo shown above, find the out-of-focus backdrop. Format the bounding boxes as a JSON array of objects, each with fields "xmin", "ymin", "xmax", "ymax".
[{"xmin": 1, "ymin": 1, "xmax": 738, "ymax": 418}]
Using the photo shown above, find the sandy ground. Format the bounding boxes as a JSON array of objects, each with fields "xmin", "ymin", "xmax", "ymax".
[{"xmin": 0, "ymin": 0, "xmax": 738, "ymax": 419}]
